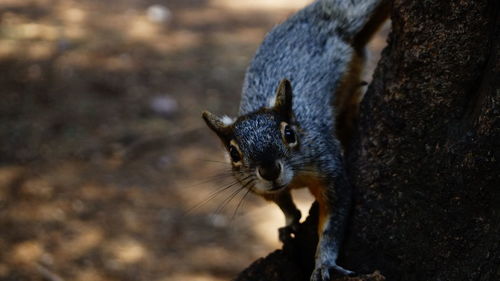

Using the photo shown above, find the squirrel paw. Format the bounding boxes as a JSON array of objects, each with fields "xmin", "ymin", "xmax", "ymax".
[
  {"xmin": 278, "ymin": 222, "xmax": 300, "ymax": 243},
  {"xmin": 310, "ymin": 264, "xmax": 355, "ymax": 281}
]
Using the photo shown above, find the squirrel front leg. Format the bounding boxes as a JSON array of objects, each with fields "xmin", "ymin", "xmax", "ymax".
[
  {"xmin": 263, "ymin": 190, "xmax": 302, "ymax": 243},
  {"xmin": 310, "ymin": 157, "xmax": 353, "ymax": 281}
]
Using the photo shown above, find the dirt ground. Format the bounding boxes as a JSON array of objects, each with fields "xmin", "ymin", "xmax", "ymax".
[{"xmin": 0, "ymin": 1, "xmax": 388, "ymax": 280}]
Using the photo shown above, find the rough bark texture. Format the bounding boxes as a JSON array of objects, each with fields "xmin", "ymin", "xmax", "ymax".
[{"xmin": 235, "ymin": 0, "xmax": 500, "ymax": 280}]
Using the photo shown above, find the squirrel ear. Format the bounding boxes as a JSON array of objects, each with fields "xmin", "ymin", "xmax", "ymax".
[
  {"xmin": 273, "ymin": 79, "xmax": 293, "ymax": 119},
  {"xmin": 202, "ymin": 111, "xmax": 232, "ymax": 144}
]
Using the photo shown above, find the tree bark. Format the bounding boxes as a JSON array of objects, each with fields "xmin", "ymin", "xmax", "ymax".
[{"xmin": 235, "ymin": 0, "xmax": 500, "ymax": 280}]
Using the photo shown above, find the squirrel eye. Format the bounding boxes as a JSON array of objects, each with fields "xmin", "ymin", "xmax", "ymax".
[
  {"xmin": 283, "ymin": 125, "xmax": 296, "ymax": 144},
  {"xmin": 229, "ymin": 145, "xmax": 241, "ymax": 163}
]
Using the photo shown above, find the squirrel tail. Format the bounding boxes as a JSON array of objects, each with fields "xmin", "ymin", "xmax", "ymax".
[
  {"xmin": 320, "ymin": 0, "xmax": 390, "ymax": 40},
  {"xmin": 333, "ymin": 0, "xmax": 391, "ymax": 147}
]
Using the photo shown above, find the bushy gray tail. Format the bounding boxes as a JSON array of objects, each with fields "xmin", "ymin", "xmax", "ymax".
[
  {"xmin": 320, "ymin": 0, "xmax": 388, "ymax": 39},
  {"xmin": 328, "ymin": 0, "xmax": 390, "ymax": 147}
]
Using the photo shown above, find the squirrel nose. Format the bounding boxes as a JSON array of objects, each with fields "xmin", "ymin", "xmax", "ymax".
[{"xmin": 258, "ymin": 162, "xmax": 281, "ymax": 181}]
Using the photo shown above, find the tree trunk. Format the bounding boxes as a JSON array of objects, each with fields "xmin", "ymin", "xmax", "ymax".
[{"xmin": 235, "ymin": 0, "xmax": 500, "ymax": 280}]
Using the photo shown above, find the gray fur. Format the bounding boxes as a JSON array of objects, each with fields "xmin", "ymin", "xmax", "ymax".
[
  {"xmin": 203, "ymin": 0, "xmax": 384, "ymax": 280},
  {"xmin": 239, "ymin": 0, "xmax": 369, "ymax": 171}
]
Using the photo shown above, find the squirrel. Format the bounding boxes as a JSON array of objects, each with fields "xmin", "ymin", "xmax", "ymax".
[{"xmin": 202, "ymin": 0, "xmax": 389, "ymax": 280}]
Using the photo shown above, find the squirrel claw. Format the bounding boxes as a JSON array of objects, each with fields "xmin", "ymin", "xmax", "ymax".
[{"xmin": 310, "ymin": 264, "xmax": 355, "ymax": 281}]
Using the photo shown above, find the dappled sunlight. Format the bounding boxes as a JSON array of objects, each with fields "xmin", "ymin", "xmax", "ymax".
[
  {"xmin": 1, "ymin": 22, "xmax": 59, "ymax": 40},
  {"xmin": 0, "ymin": 38, "xmax": 56, "ymax": 60},
  {"xmin": 74, "ymin": 268, "xmax": 108, "ymax": 281},
  {"xmin": 58, "ymin": 223, "xmax": 104, "ymax": 261},
  {"xmin": 11, "ymin": 240, "xmax": 44, "ymax": 265},
  {"xmin": 211, "ymin": 0, "xmax": 310, "ymax": 11},
  {"xmin": 0, "ymin": 0, "xmax": 319, "ymax": 67},
  {"xmin": 0, "ymin": 0, "xmax": 288, "ymax": 63},
  {"xmin": 126, "ymin": 16, "xmax": 162, "ymax": 41},
  {"xmin": 105, "ymin": 236, "xmax": 148, "ymax": 265},
  {"xmin": 61, "ymin": 7, "xmax": 86, "ymax": 24},
  {"xmin": 7, "ymin": 201, "xmax": 66, "ymax": 222},
  {"xmin": 165, "ymin": 273, "xmax": 227, "ymax": 281}
]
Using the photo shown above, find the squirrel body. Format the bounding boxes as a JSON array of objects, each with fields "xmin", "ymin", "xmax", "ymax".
[{"xmin": 202, "ymin": 1, "xmax": 388, "ymax": 280}]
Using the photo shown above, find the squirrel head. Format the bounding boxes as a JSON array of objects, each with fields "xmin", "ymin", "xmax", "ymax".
[{"xmin": 202, "ymin": 79, "xmax": 301, "ymax": 195}]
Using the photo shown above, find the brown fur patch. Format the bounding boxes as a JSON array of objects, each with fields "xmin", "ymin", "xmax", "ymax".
[{"xmin": 289, "ymin": 172, "xmax": 330, "ymax": 235}]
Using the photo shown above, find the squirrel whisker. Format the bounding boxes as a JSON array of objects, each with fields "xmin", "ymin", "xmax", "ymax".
[{"xmin": 185, "ymin": 175, "xmax": 252, "ymax": 214}]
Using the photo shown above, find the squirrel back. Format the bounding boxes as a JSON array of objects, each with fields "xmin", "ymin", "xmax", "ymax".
[
  {"xmin": 241, "ymin": 0, "xmax": 388, "ymax": 145},
  {"xmin": 240, "ymin": 0, "xmax": 352, "ymax": 119},
  {"xmin": 202, "ymin": 1, "xmax": 389, "ymax": 280}
]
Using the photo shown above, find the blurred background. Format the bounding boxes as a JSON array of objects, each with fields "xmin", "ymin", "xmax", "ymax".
[{"xmin": 0, "ymin": 0, "xmax": 388, "ymax": 280}]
